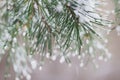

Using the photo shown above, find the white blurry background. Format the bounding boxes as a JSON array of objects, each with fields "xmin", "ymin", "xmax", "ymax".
[{"xmin": 0, "ymin": 0, "xmax": 120, "ymax": 80}]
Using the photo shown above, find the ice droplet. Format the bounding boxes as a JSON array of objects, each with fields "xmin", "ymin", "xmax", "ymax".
[{"xmin": 60, "ymin": 56, "xmax": 65, "ymax": 63}]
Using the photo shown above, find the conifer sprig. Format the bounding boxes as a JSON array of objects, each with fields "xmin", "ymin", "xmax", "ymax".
[{"xmin": 0, "ymin": 0, "xmax": 112, "ymax": 79}]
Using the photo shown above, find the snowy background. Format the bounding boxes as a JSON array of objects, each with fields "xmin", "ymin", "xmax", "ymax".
[{"xmin": 0, "ymin": 0, "xmax": 120, "ymax": 80}]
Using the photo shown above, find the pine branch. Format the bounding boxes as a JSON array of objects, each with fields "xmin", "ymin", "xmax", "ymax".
[
  {"xmin": 0, "ymin": 0, "xmax": 112, "ymax": 79},
  {"xmin": 113, "ymin": 0, "xmax": 120, "ymax": 35}
]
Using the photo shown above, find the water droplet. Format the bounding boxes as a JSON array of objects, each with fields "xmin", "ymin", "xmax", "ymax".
[
  {"xmin": 60, "ymin": 56, "xmax": 65, "ymax": 63},
  {"xmin": 39, "ymin": 66, "xmax": 42, "ymax": 71},
  {"xmin": 80, "ymin": 62, "xmax": 84, "ymax": 68},
  {"xmin": 51, "ymin": 55, "xmax": 57, "ymax": 61}
]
